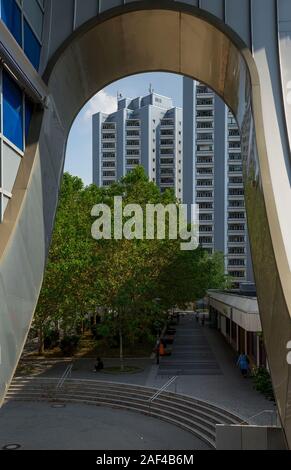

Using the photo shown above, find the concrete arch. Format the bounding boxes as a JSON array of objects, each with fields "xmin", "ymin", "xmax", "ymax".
[{"xmin": 0, "ymin": 1, "xmax": 290, "ymax": 447}]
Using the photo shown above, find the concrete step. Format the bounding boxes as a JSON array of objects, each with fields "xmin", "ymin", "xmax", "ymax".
[{"xmin": 8, "ymin": 378, "xmax": 241, "ymax": 424}]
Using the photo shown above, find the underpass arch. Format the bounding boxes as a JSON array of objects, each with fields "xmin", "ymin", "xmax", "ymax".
[{"xmin": 0, "ymin": 1, "xmax": 290, "ymax": 448}]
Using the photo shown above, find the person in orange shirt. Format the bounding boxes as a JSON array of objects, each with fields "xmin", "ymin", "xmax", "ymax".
[{"xmin": 159, "ymin": 341, "xmax": 171, "ymax": 357}]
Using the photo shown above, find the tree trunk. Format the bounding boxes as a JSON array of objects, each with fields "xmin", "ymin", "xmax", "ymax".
[
  {"xmin": 38, "ymin": 326, "xmax": 44, "ymax": 356},
  {"xmin": 119, "ymin": 325, "xmax": 124, "ymax": 372}
]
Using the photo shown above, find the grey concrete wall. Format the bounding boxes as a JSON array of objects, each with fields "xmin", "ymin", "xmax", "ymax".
[{"xmin": 216, "ymin": 425, "xmax": 287, "ymax": 450}]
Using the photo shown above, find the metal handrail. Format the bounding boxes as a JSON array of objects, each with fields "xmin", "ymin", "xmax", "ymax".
[
  {"xmin": 148, "ymin": 376, "xmax": 178, "ymax": 414},
  {"xmin": 56, "ymin": 363, "xmax": 73, "ymax": 390},
  {"xmin": 240, "ymin": 409, "xmax": 279, "ymax": 427}
]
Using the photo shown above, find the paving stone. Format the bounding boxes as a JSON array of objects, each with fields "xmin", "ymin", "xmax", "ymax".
[{"xmin": 158, "ymin": 316, "xmax": 222, "ymax": 376}]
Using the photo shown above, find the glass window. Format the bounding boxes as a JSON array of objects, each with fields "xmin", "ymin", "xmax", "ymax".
[
  {"xmin": 24, "ymin": 19, "xmax": 41, "ymax": 70},
  {"xmin": 1, "ymin": 0, "xmax": 22, "ymax": 45},
  {"xmin": 23, "ymin": 0, "xmax": 43, "ymax": 40},
  {"xmin": 3, "ymin": 71, "xmax": 24, "ymax": 150}
]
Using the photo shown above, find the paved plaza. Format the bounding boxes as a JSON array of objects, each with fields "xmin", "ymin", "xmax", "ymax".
[
  {"xmin": 0, "ymin": 315, "xmax": 278, "ymax": 449},
  {"xmin": 12, "ymin": 315, "xmax": 276, "ymax": 424},
  {"xmin": 0, "ymin": 402, "xmax": 210, "ymax": 450}
]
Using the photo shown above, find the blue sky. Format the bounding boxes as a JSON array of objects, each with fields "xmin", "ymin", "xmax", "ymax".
[{"xmin": 65, "ymin": 72, "xmax": 183, "ymax": 186}]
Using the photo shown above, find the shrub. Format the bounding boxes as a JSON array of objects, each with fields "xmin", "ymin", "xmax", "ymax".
[
  {"xmin": 60, "ymin": 335, "xmax": 80, "ymax": 356},
  {"xmin": 252, "ymin": 367, "xmax": 275, "ymax": 401},
  {"xmin": 44, "ymin": 330, "xmax": 60, "ymax": 350},
  {"xmin": 91, "ymin": 324, "xmax": 103, "ymax": 340}
]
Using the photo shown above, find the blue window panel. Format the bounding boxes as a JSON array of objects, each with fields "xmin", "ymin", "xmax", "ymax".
[
  {"xmin": 3, "ymin": 71, "xmax": 24, "ymax": 150},
  {"xmin": 24, "ymin": 19, "xmax": 41, "ymax": 70},
  {"xmin": 1, "ymin": 0, "xmax": 22, "ymax": 45},
  {"xmin": 25, "ymin": 98, "xmax": 33, "ymax": 141}
]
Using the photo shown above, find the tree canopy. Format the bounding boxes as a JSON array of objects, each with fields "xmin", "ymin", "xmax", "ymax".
[{"xmin": 34, "ymin": 168, "xmax": 228, "ymax": 357}]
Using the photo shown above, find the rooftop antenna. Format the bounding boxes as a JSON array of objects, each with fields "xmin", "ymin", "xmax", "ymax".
[{"xmin": 149, "ymin": 83, "xmax": 154, "ymax": 94}]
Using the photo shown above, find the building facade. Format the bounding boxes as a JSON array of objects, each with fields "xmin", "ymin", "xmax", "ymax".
[
  {"xmin": 93, "ymin": 92, "xmax": 183, "ymax": 197},
  {"xmin": 183, "ymin": 77, "xmax": 254, "ymax": 287},
  {"xmin": 208, "ymin": 290, "xmax": 267, "ymax": 369},
  {"xmin": 0, "ymin": 0, "xmax": 44, "ymax": 221}
]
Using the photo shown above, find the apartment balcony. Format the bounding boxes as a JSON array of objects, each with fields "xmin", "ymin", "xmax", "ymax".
[
  {"xmin": 196, "ymin": 116, "xmax": 214, "ymax": 122},
  {"xmin": 199, "ymin": 241, "xmax": 214, "ymax": 247},
  {"xmin": 160, "ymin": 143, "xmax": 175, "ymax": 149},
  {"xmin": 160, "ymin": 169, "xmax": 175, "ymax": 176},
  {"xmin": 228, "ymin": 205, "xmax": 245, "ymax": 212},
  {"xmin": 196, "ymin": 125, "xmax": 214, "ymax": 132},
  {"xmin": 102, "ymin": 126, "xmax": 116, "ymax": 132},
  {"xmin": 228, "ymin": 167, "xmax": 243, "ymax": 174},
  {"xmin": 228, "ymin": 255, "xmax": 247, "ymax": 261},
  {"xmin": 102, "ymin": 147, "xmax": 116, "ymax": 152},
  {"xmin": 126, "ymin": 159, "xmax": 141, "ymax": 166},
  {"xmin": 196, "ymin": 105, "xmax": 214, "ymax": 112},
  {"xmin": 126, "ymin": 143, "xmax": 140, "ymax": 149},
  {"xmin": 228, "ymin": 267, "xmax": 247, "ymax": 272},
  {"xmin": 228, "ymin": 184, "xmax": 244, "ymax": 191},
  {"xmin": 228, "ymin": 194, "xmax": 245, "ymax": 200},
  {"xmin": 161, "ymin": 121, "xmax": 175, "ymax": 128},
  {"xmin": 102, "ymin": 175, "xmax": 116, "ymax": 180},
  {"xmin": 160, "ymin": 131, "xmax": 175, "ymax": 137},
  {"xmin": 228, "ymin": 231, "xmax": 246, "ymax": 238},
  {"xmin": 126, "ymin": 134, "xmax": 140, "ymax": 139},
  {"xmin": 196, "ymin": 150, "xmax": 214, "ymax": 156},
  {"xmin": 196, "ymin": 172, "xmax": 214, "ymax": 178},
  {"xmin": 196, "ymin": 196, "xmax": 214, "ymax": 202},
  {"xmin": 126, "ymin": 121, "xmax": 140, "ymax": 128},
  {"xmin": 228, "ymin": 271, "xmax": 247, "ymax": 279},
  {"xmin": 196, "ymin": 160, "xmax": 214, "ymax": 167},
  {"xmin": 196, "ymin": 139, "xmax": 214, "ymax": 146},
  {"xmin": 228, "ymin": 135, "xmax": 241, "ymax": 142},
  {"xmin": 197, "ymin": 185, "xmax": 214, "ymax": 192},
  {"xmin": 199, "ymin": 219, "xmax": 214, "ymax": 225},
  {"xmin": 196, "ymin": 91, "xmax": 214, "ymax": 98},
  {"xmin": 160, "ymin": 156, "xmax": 174, "ymax": 162},
  {"xmin": 228, "ymin": 217, "xmax": 246, "ymax": 224},
  {"xmin": 228, "ymin": 259, "xmax": 247, "ymax": 266},
  {"xmin": 102, "ymin": 164, "xmax": 116, "ymax": 169},
  {"xmin": 102, "ymin": 154, "xmax": 116, "ymax": 160},
  {"xmin": 228, "ymin": 146, "xmax": 241, "ymax": 153}
]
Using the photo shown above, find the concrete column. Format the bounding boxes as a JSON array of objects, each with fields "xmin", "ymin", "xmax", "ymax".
[
  {"xmin": 229, "ymin": 317, "xmax": 232, "ymax": 345},
  {"xmin": 256, "ymin": 335, "xmax": 260, "ymax": 366},
  {"xmin": 236, "ymin": 324, "xmax": 239, "ymax": 352},
  {"xmin": 244, "ymin": 331, "xmax": 248, "ymax": 355}
]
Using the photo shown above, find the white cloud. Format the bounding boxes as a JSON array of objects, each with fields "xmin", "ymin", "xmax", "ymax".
[{"xmin": 84, "ymin": 90, "xmax": 117, "ymax": 121}]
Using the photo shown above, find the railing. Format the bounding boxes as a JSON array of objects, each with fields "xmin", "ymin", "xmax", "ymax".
[
  {"xmin": 241, "ymin": 410, "xmax": 279, "ymax": 427},
  {"xmin": 56, "ymin": 363, "xmax": 73, "ymax": 390},
  {"xmin": 148, "ymin": 376, "xmax": 178, "ymax": 415}
]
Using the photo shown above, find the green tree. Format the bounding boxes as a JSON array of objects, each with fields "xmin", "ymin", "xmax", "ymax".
[{"xmin": 34, "ymin": 167, "xmax": 227, "ymax": 362}]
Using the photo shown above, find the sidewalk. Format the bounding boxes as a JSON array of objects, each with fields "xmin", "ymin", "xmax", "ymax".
[{"xmin": 146, "ymin": 315, "xmax": 276, "ymax": 421}]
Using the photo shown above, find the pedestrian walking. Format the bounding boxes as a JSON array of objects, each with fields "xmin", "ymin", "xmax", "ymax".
[{"xmin": 237, "ymin": 352, "xmax": 250, "ymax": 378}]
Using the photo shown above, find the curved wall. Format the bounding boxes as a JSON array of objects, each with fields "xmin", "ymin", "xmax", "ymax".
[{"xmin": 0, "ymin": 1, "xmax": 290, "ymax": 448}]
